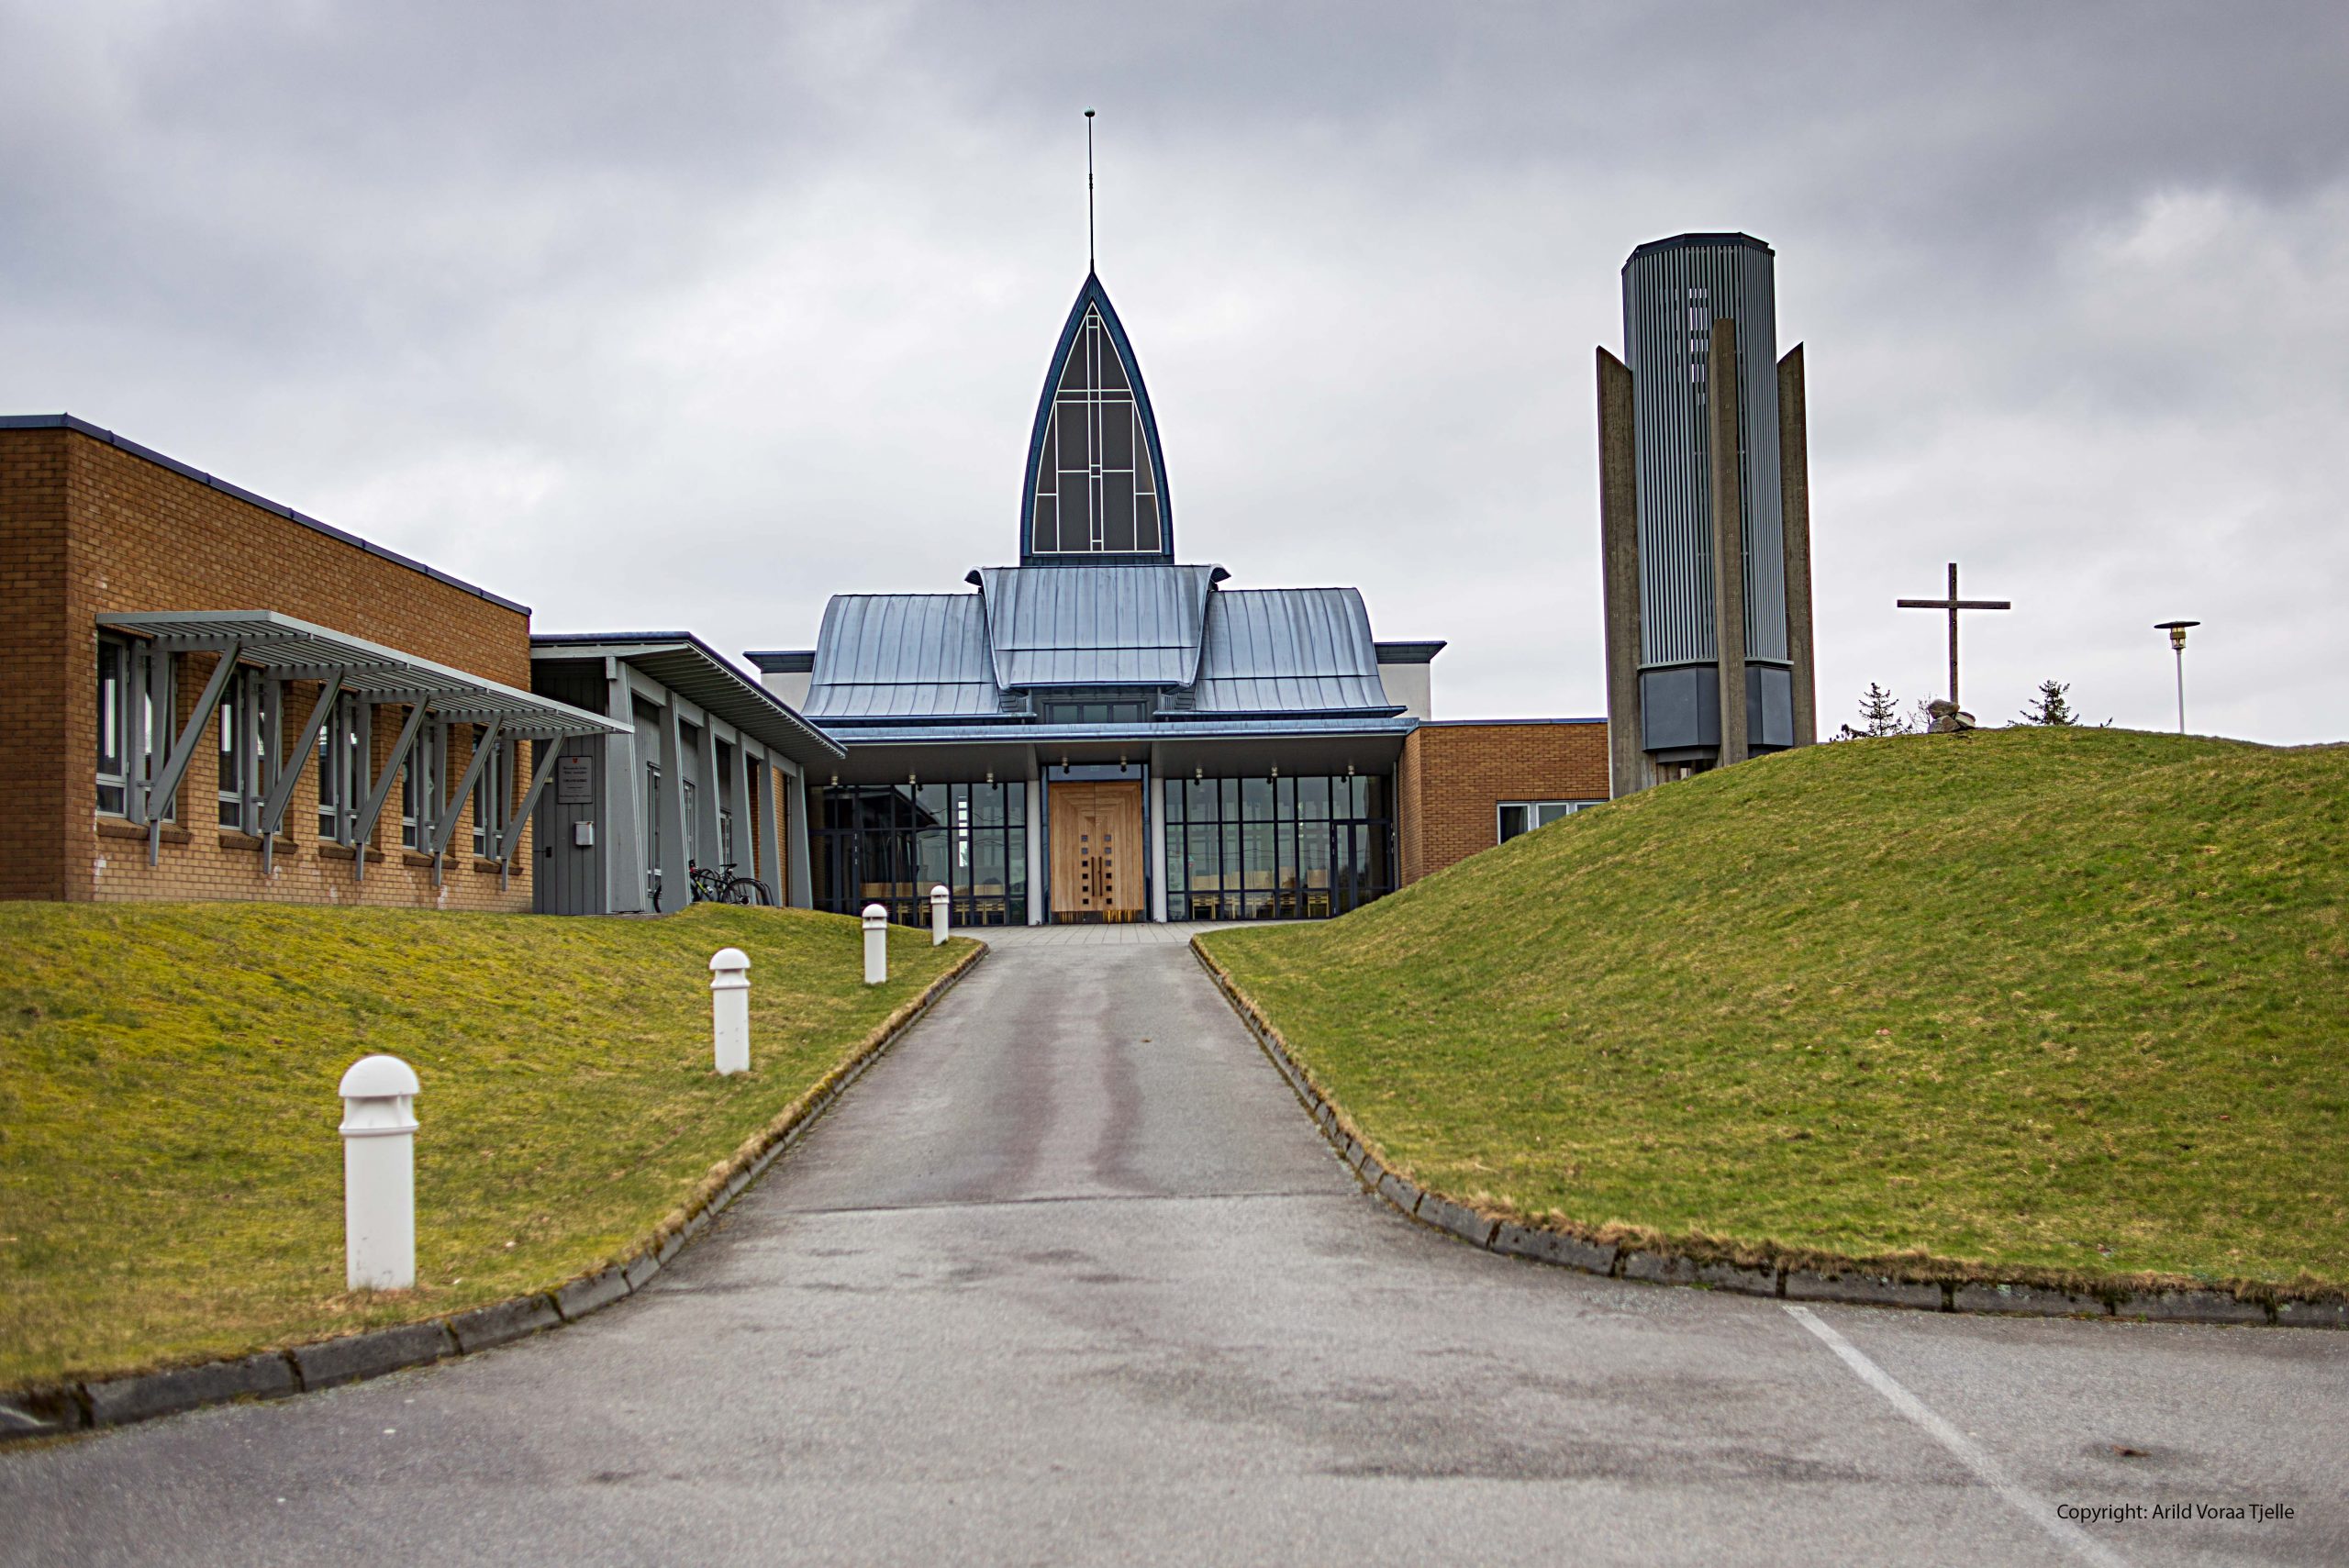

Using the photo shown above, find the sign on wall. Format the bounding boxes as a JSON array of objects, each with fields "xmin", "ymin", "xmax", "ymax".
[{"xmin": 556, "ymin": 755, "xmax": 595, "ymax": 806}]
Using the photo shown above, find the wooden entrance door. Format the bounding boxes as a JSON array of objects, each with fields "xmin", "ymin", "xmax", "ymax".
[{"xmin": 1049, "ymin": 781, "xmax": 1145, "ymax": 922}]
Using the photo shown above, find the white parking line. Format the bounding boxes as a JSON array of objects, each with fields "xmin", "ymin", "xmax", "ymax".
[{"xmin": 1785, "ymin": 1304, "xmax": 2130, "ymax": 1568}]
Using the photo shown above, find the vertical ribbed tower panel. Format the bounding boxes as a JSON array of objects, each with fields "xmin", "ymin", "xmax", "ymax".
[{"xmin": 1621, "ymin": 233, "xmax": 1785, "ymax": 667}]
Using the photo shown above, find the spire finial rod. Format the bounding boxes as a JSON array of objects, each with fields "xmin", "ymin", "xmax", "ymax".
[{"xmin": 1084, "ymin": 108, "xmax": 1096, "ymax": 272}]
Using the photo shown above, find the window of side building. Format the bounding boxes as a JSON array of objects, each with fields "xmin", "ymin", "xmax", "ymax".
[
  {"xmin": 471, "ymin": 728, "xmax": 511, "ymax": 859},
  {"xmin": 1497, "ymin": 800, "xmax": 1599, "ymax": 844},
  {"xmin": 216, "ymin": 667, "xmax": 265, "ymax": 832},
  {"xmin": 95, "ymin": 636, "xmax": 178, "ymax": 820},
  {"xmin": 317, "ymin": 695, "xmax": 367, "ymax": 843},
  {"xmin": 95, "ymin": 635, "xmax": 131, "ymax": 815}
]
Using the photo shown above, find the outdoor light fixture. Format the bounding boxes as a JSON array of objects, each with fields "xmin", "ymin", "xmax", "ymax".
[
  {"xmin": 1194, "ymin": 766, "xmax": 1203, "ymax": 781},
  {"xmin": 985, "ymin": 770, "xmax": 993, "ymax": 784},
  {"xmin": 2155, "ymin": 620, "xmax": 2200, "ymax": 734}
]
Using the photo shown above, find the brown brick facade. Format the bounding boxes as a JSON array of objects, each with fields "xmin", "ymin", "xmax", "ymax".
[
  {"xmin": 1397, "ymin": 719, "xmax": 1610, "ymax": 883},
  {"xmin": 1, "ymin": 424, "xmax": 538, "ymax": 909}
]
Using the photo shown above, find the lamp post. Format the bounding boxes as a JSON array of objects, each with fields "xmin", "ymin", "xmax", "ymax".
[{"xmin": 2154, "ymin": 621, "xmax": 2199, "ymax": 735}]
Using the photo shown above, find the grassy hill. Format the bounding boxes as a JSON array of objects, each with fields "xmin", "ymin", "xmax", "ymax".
[
  {"xmin": 0, "ymin": 902, "xmax": 974, "ymax": 1387},
  {"xmin": 1199, "ymin": 728, "xmax": 2349, "ymax": 1293}
]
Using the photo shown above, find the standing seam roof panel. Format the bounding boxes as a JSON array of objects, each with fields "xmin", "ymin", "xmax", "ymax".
[
  {"xmin": 1187, "ymin": 588, "xmax": 1398, "ymax": 715},
  {"xmin": 977, "ymin": 564, "xmax": 1216, "ymax": 689},
  {"xmin": 804, "ymin": 595, "xmax": 1007, "ymax": 718}
]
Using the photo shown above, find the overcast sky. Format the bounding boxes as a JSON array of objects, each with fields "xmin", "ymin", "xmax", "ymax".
[{"xmin": 6, "ymin": 3, "xmax": 2345, "ymax": 742}]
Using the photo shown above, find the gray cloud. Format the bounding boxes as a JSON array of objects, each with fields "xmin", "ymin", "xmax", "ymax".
[{"xmin": 5, "ymin": 0, "xmax": 2343, "ymax": 741}]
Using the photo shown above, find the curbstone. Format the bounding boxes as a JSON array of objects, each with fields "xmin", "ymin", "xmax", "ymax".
[
  {"xmin": 1783, "ymin": 1270, "xmax": 1944, "ymax": 1311},
  {"xmin": 290, "ymin": 1321, "xmax": 455, "ymax": 1391},
  {"xmin": 1623, "ymin": 1253, "xmax": 1777, "ymax": 1296},
  {"xmin": 1492, "ymin": 1224, "xmax": 1619, "ymax": 1277},
  {"xmin": 447, "ymin": 1294, "xmax": 562, "ymax": 1354},
  {"xmin": 2116, "ymin": 1289, "xmax": 2271, "ymax": 1326},
  {"xmin": 622, "ymin": 1251, "xmax": 662, "ymax": 1291},
  {"xmin": 1375, "ymin": 1172, "xmax": 1423, "ymax": 1216},
  {"xmin": 655, "ymin": 1229, "xmax": 685, "ymax": 1266},
  {"xmin": 1697, "ymin": 1260, "xmax": 1781, "ymax": 1296},
  {"xmin": 1623, "ymin": 1251, "xmax": 1699, "ymax": 1286},
  {"xmin": 2277, "ymin": 1298, "xmax": 2349, "ymax": 1329},
  {"xmin": 554, "ymin": 1267, "xmax": 631, "ymax": 1322},
  {"xmin": 0, "ymin": 1386, "xmax": 88, "ymax": 1437},
  {"xmin": 1416, "ymin": 1195, "xmax": 1498, "ymax": 1248},
  {"xmin": 1952, "ymin": 1282, "xmax": 2108, "ymax": 1318},
  {"xmin": 86, "ymin": 1352, "xmax": 295, "ymax": 1429}
]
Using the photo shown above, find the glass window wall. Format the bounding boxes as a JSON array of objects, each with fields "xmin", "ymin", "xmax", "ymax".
[
  {"xmin": 1163, "ymin": 773, "xmax": 1395, "ymax": 921},
  {"xmin": 813, "ymin": 781, "xmax": 1029, "ymax": 927}
]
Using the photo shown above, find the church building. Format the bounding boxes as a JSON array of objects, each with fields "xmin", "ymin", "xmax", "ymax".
[
  {"xmin": 3, "ymin": 271, "xmax": 1617, "ymax": 923},
  {"xmin": 751, "ymin": 273, "xmax": 1609, "ymax": 927}
]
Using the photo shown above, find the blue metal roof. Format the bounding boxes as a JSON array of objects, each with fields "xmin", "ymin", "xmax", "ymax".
[
  {"xmin": 803, "ymin": 595, "xmax": 1008, "ymax": 719},
  {"xmin": 813, "ymin": 716, "xmax": 1418, "ymax": 745},
  {"xmin": 1178, "ymin": 588, "xmax": 1401, "ymax": 717},
  {"xmin": 976, "ymin": 564, "xmax": 1217, "ymax": 689},
  {"xmin": 803, "ymin": 573, "xmax": 1403, "ymax": 728}
]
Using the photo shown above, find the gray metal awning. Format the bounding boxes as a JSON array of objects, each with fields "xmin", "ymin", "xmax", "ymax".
[
  {"xmin": 98, "ymin": 610, "xmax": 624, "ymax": 739},
  {"xmin": 529, "ymin": 632, "xmax": 844, "ymax": 766}
]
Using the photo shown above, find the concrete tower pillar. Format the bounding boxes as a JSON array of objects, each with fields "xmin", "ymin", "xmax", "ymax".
[
  {"xmin": 1597, "ymin": 348, "xmax": 1651, "ymax": 798},
  {"xmin": 1778, "ymin": 343, "xmax": 1818, "ymax": 749},
  {"xmin": 1707, "ymin": 317, "xmax": 1750, "ymax": 768}
]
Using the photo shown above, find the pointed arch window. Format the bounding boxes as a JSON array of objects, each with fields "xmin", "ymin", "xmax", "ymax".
[{"xmin": 1030, "ymin": 304, "xmax": 1164, "ymax": 556}]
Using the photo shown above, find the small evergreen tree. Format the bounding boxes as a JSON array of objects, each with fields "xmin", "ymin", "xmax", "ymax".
[
  {"xmin": 1853, "ymin": 682, "xmax": 1906, "ymax": 738},
  {"xmin": 2020, "ymin": 679, "xmax": 2077, "ymax": 727}
]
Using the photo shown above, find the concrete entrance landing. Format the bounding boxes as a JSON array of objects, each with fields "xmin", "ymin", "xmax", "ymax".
[{"xmin": 975, "ymin": 919, "xmax": 1236, "ymax": 948}]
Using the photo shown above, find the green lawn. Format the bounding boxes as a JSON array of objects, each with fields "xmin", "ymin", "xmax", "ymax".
[
  {"xmin": 0, "ymin": 902, "xmax": 975, "ymax": 1387},
  {"xmin": 1200, "ymin": 728, "xmax": 2349, "ymax": 1295}
]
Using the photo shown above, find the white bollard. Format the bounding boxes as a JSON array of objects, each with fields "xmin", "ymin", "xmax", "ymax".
[
  {"xmin": 863, "ymin": 903, "xmax": 888, "ymax": 985},
  {"xmin": 338, "ymin": 1054, "xmax": 419, "ymax": 1292},
  {"xmin": 930, "ymin": 884, "xmax": 951, "ymax": 946},
  {"xmin": 709, "ymin": 946, "xmax": 751, "ymax": 1074}
]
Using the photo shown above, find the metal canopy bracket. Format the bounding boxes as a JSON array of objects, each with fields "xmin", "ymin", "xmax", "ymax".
[
  {"xmin": 351, "ymin": 700, "xmax": 434, "ymax": 882},
  {"xmin": 139, "ymin": 640, "xmax": 243, "ymax": 865},
  {"xmin": 498, "ymin": 737, "xmax": 566, "ymax": 869},
  {"xmin": 258, "ymin": 670, "xmax": 343, "ymax": 876},
  {"xmin": 430, "ymin": 717, "xmax": 507, "ymax": 873}
]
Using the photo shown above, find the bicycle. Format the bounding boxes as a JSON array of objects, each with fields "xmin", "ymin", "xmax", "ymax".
[{"xmin": 687, "ymin": 860, "xmax": 773, "ymax": 906}]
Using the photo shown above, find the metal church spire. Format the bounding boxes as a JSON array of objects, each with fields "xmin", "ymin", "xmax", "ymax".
[{"xmin": 1019, "ymin": 273, "xmax": 1174, "ymax": 563}]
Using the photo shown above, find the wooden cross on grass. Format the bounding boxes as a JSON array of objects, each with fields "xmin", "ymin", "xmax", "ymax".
[{"xmin": 1897, "ymin": 562, "xmax": 2010, "ymax": 714}]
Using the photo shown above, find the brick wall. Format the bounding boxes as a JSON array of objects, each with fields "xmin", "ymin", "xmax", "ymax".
[
  {"xmin": 1, "ymin": 423, "xmax": 539, "ymax": 909},
  {"xmin": 0, "ymin": 431, "xmax": 73, "ymax": 900},
  {"xmin": 1397, "ymin": 719, "xmax": 1610, "ymax": 883}
]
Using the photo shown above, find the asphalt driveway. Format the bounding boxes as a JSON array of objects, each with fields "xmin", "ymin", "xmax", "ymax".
[{"xmin": 4, "ymin": 925, "xmax": 2342, "ymax": 1566}]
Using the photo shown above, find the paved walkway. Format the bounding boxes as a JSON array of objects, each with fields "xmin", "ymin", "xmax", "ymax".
[{"xmin": 5, "ymin": 937, "xmax": 2343, "ymax": 1565}]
